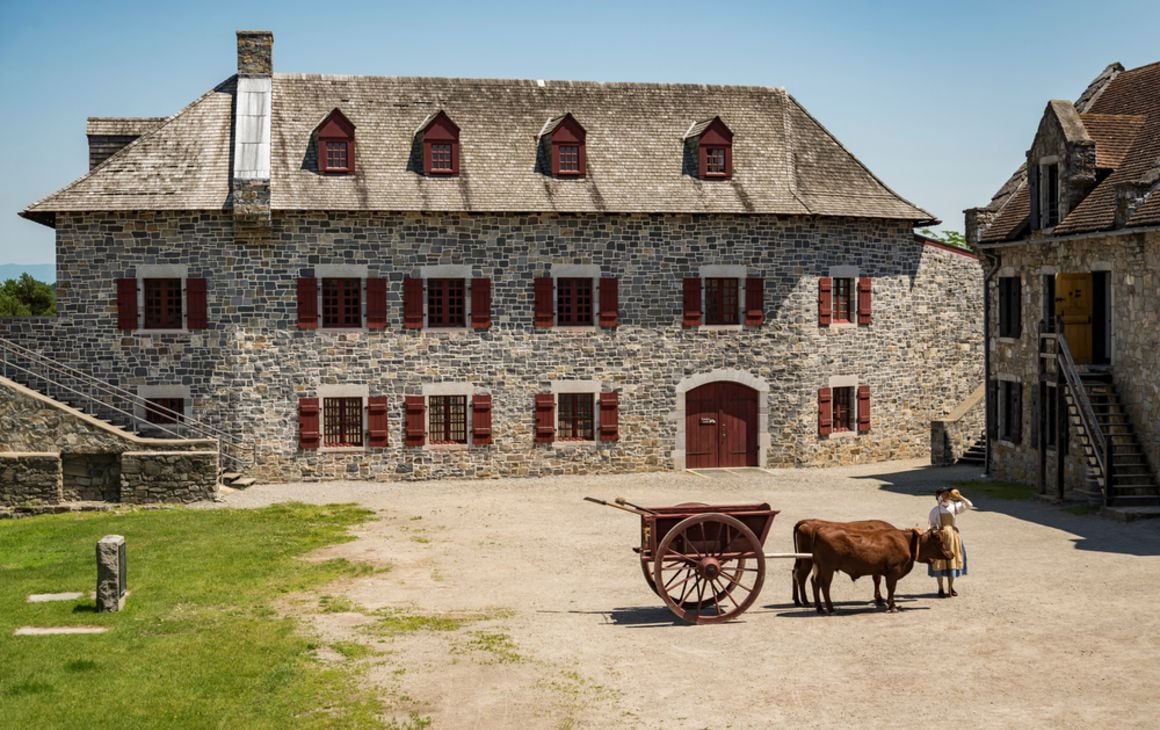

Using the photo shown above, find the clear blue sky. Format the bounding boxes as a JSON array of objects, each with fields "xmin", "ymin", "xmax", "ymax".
[{"xmin": 2, "ymin": 0, "xmax": 1159, "ymax": 266}]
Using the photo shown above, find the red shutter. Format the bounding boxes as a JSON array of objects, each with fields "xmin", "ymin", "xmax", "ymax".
[
  {"xmin": 299, "ymin": 397, "xmax": 320, "ymax": 450},
  {"xmin": 472, "ymin": 393, "xmax": 492, "ymax": 445},
  {"xmin": 366, "ymin": 278, "xmax": 387, "ymax": 330},
  {"xmin": 471, "ymin": 278, "xmax": 491, "ymax": 330},
  {"xmin": 818, "ymin": 387, "xmax": 833, "ymax": 439},
  {"xmin": 599, "ymin": 277, "xmax": 619, "ymax": 328},
  {"xmin": 534, "ymin": 393, "xmax": 555, "ymax": 443},
  {"xmin": 857, "ymin": 277, "xmax": 872, "ymax": 325},
  {"xmin": 403, "ymin": 277, "xmax": 424, "ymax": 329},
  {"xmin": 297, "ymin": 277, "xmax": 318, "ymax": 330},
  {"xmin": 185, "ymin": 278, "xmax": 207, "ymax": 330},
  {"xmin": 818, "ymin": 277, "xmax": 832, "ymax": 327},
  {"xmin": 682, "ymin": 277, "xmax": 702, "ymax": 327},
  {"xmin": 404, "ymin": 395, "xmax": 425, "ymax": 447},
  {"xmin": 367, "ymin": 395, "xmax": 388, "ymax": 447},
  {"xmin": 534, "ymin": 277, "xmax": 554, "ymax": 328},
  {"xmin": 116, "ymin": 278, "xmax": 138, "ymax": 330},
  {"xmin": 744, "ymin": 277, "xmax": 764, "ymax": 326},
  {"xmin": 599, "ymin": 392, "xmax": 619, "ymax": 442},
  {"xmin": 857, "ymin": 385, "xmax": 871, "ymax": 434}
]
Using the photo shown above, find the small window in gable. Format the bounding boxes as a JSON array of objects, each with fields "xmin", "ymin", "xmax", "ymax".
[
  {"xmin": 315, "ymin": 109, "xmax": 356, "ymax": 175},
  {"xmin": 417, "ymin": 111, "xmax": 460, "ymax": 176},
  {"xmin": 540, "ymin": 113, "xmax": 587, "ymax": 178},
  {"xmin": 684, "ymin": 116, "xmax": 733, "ymax": 180}
]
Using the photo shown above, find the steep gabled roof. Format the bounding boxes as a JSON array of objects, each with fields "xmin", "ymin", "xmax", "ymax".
[{"xmin": 23, "ymin": 74, "xmax": 933, "ymax": 224}]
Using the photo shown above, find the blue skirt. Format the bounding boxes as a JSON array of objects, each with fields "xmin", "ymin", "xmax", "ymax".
[{"xmin": 928, "ymin": 538, "xmax": 968, "ymax": 578}]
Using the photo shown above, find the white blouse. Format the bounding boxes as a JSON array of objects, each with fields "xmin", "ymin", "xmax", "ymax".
[{"xmin": 928, "ymin": 497, "xmax": 974, "ymax": 529}]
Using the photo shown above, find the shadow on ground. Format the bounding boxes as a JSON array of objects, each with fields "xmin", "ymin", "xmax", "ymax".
[{"xmin": 855, "ymin": 464, "xmax": 1160, "ymax": 557}]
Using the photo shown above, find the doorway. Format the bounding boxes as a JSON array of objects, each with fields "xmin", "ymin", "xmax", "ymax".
[
  {"xmin": 1055, "ymin": 271, "xmax": 1111, "ymax": 366},
  {"xmin": 684, "ymin": 382, "xmax": 759, "ymax": 468}
]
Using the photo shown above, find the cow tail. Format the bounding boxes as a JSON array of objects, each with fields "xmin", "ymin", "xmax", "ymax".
[{"xmin": 909, "ymin": 529, "xmax": 920, "ymax": 568}]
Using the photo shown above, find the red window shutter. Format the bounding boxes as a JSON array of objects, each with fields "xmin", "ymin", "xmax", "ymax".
[
  {"xmin": 367, "ymin": 395, "xmax": 388, "ymax": 447},
  {"xmin": 818, "ymin": 387, "xmax": 833, "ymax": 439},
  {"xmin": 599, "ymin": 277, "xmax": 619, "ymax": 328},
  {"xmin": 471, "ymin": 278, "xmax": 492, "ymax": 330},
  {"xmin": 857, "ymin": 277, "xmax": 873, "ymax": 325},
  {"xmin": 534, "ymin": 277, "xmax": 554, "ymax": 328},
  {"xmin": 404, "ymin": 395, "xmax": 425, "ymax": 447},
  {"xmin": 857, "ymin": 384, "xmax": 871, "ymax": 434},
  {"xmin": 366, "ymin": 278, "xmax": 387, "ymax": 330},
  {"xmin": 116, "ymin": 278, "xmax": 138, "ymax": 330},
  {"xmin": 472, "ymin": 393, "xmax": 492, "ymax": 445},
  {"xmin": 599, "ymin": 392, "xmax": 619, "ymax": 442},
  {"xmin": 534, "ymin": 393, "xmax": 555, "ymax": 443},
  {"xmin": 818, "ymin": 277, "xmax": 832, "ymax": 327},
  {"xmin": 744, "ymin": 277, "xmax": 764, "ymax": 326},
  {"xmin": 451, "ymin": 141, "xmax": 460, "ymax": 176},
  {"xmin": 682, "ymin": 277, "xmax": 702, "ymax": 327},
  {"xmin": 403, "ymin": 277, "xmax": 424, "ymax": 329},
  {"xmin": 297, "ymin": 277, "xmax": 318, "ymax": 330},
  {"xmin": 185, "ymin": 278, "xmax": 207, "ymax": 330},
  {"xmin": 299, "ymin": 397, "xmax": 320, "ymax": 450}
]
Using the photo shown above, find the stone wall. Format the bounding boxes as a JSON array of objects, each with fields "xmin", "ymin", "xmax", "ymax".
[
  {"xmin": 986, "ymin": 229, "xmax": 1160, "ymax": 492},
  {"xmin": 0, "ymin": 453, "xmax": 62, "ymax": 505},
  {"xmin": 930, "ymin": 385, "xmax": 985, "ymax": 466},
  {"xmin": 1, "ymin": 210, "xmax": 984, "ymax": 481},
  {"xmin": 120, "ymin": 450, "xmax": 219, "ymax": 503}
]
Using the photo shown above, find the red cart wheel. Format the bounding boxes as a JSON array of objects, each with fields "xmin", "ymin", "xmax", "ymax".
[
  {"xmin": 641, "ymin": 503, "xmax": 709, "ymax": 598},
  {"xmin": 652, "ymin": 513, "xmax": 765, "ymax": 624}
]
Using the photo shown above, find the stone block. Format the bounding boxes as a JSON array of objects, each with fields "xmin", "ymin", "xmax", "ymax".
[{"xmin": 96, "ymin": 535, "xmax": 125, "ymax": 612}]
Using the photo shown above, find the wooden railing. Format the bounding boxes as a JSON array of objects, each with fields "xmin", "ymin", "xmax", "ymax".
[{"xmin": 1053, "ymin": 330, "xmax": 1113, "ymax": 504}]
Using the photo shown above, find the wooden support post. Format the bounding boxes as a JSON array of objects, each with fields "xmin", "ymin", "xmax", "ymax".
[{"xmin": 1056, "ymin": 382, "xmax": 1067, "ymax": 501}]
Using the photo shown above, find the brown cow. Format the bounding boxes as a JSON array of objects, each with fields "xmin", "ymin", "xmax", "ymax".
[
  {"xmin": 791, "ymin": 519, "xmax": 895, "ymax": 608},
  {"xmin": 810, "ymin": 525, "xmax": 952, "ymax": 613}
]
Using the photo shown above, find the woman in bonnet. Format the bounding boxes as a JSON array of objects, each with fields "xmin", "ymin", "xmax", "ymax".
[{"xmin": 928, "ymin": 487, "xmax": 974, "ymax": 597}]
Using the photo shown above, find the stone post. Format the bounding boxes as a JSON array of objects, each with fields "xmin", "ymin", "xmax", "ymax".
[{"xmin": 96, "ymin": 535, "xmax": 126, "ymax": 612}]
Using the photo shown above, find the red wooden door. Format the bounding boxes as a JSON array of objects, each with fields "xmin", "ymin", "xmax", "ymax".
[{"xmin": 685, "ymin": 382, "xmax": 759, "ymax": 468}]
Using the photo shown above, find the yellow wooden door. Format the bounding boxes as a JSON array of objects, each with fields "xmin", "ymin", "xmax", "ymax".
[{"xmin": 1056, "ymin": 273, "xmax": 1092, "ymax": 364}]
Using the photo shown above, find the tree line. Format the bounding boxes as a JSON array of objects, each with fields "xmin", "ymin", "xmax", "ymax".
[{"xmin": 0, "ymin": 274, "xmax": 56, "ymax": 316}]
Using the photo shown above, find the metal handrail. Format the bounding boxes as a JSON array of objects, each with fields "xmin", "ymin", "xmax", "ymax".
[
  {"xmin": 1055, "ymin": 332, "xmax": 1110, "ymax": 497},
  {"xmin": 0, "ymin": 336, "xmax": 249, "ymax": 469}
]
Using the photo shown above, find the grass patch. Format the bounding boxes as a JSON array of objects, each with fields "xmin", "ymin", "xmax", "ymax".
[
  {"xmin": 1064, "ymin": 504, "xmax": 1096, "ymax": 516},
  {"xmin": 331, "ymin": 641, "xmax": 373, "ymax": 660},
  {"xmin": 0, "ymin": 503, "xmax": 383, "ymax": 728},
  {"xmin": 456, "ymin": 630, "xmax": 522, "ymax": 664},
  {"xmin": 409, "ymin": 535, "xmax": 431, "ymax": 544},
  {"xmin": 952, "ymin": 479, "xmax": 1036, "ymax": 501},
  {"xmin": 370, "ymin": 608, "xmax": 479, "ymax": 636},
  {"xmin": 319, "ymin": 594, "xmax": 362, "ymax": 614}
]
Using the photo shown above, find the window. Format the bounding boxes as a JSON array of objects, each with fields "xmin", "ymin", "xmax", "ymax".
[
  {"xmin": 833, "ymin": 278, "xmax": 853, "ymax": 324},
  {"xmin": 323, "ymin": 397, "xmax": 363, "ymax": 447},
  {"xmin": 1045, "ymin": 163, "xmax": 1060, "ymax": 228},
  {"xmin": 430, "ymin": 143, "xmax": 453, "ymax": 173},
  {"xmin": 1042, "ymin": 274, "xmax": 1057, "ymax": 333},
  {"xmin": 316, "ymin": 109, "xmax": 355, "ymax": 174},
  {"xmin": 427, "ymin": 278, "xmax": 466, "ymax": 328},
  {"xmin": 832, "ymin": 387, "xmax": 854, "ymax": 433},
  {"xmin": 705, "ymin": 147, "xmax": 727, "ymax": 176},
  {"xmin": 144, "ymin": 397, "xmax": 184, "ymax": 425},
  {"xmin": 429, "ymin": 395, "xmax": 468, "ymax": 444},
  {"xmin": 543, "ymin": 113, "xmax": 587, "ymax": 178},
  {"xmin": 557, "ymin": 393, "xmax": 595, "ymax": 440},
  {"xmin": 143, "ymin": 278, "xmax": 183, "ymax": 330},
  {"xmin": 999, "ymin": 380, "xmax": 1022, "ymax": 443},
  {"xmin": 556, "ymin": 277, "xmax": 594, "ymax": 326},
  {"xmin": 418, "ymin": 111, "xmax": 460, "ymax": 176},
  {"xmin": 998, "ymin": 276, "xmax": 1022, "ymax": 339},
  {"xmin": 558, "ymin": 145, "xmax": 580, "ymax": 173},
  {"xmin": 322, "ymin": 278, "xmax": 362, "ymax": 328},
  {"xmin": 686, "ymin": 116, "xmax": 733, "ymax": 180},
  {"xmin": 325, "ymin": 142, "xmax": 348, "ymax": 171},
  {"xmin": 704, "ymin": 278, "xmax": 739, "ymax": 325}
]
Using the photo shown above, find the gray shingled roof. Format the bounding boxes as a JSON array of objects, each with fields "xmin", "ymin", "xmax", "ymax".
[{"xmin": 23, "ymin": 74, "xmax": 933, "ymax": 225}]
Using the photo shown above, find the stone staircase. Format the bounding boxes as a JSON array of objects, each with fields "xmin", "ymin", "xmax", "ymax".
[
  {"xmin": 1067, "ymin": 371, "xmax": 1160, "ymax": 510},
  {"xmin": 955, "ymin": 433, "xmax": 987, "ymax": 466}
]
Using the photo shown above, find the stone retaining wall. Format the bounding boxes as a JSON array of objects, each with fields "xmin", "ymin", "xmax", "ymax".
[
  {"xmin": 0, "ymin": 453, "xmax": 63, "ymax": 505},
  {"xmin": 120, "ymin": 450, "xmax": 219, "ymax": 503}
]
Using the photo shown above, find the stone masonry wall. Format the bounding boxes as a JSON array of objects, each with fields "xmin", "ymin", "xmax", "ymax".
[
  {"xmin": 987, "ymin": 230, "xmax": 1160, "ymax": 492},
  {"xmin": 0, "ymin": 453, "xmax": 62, "ymax": 505},
  {"xmin": 1, "ymin": 210, "xmax": 984, "ymax": 481},
  {"xmin": 120, "ymin": 450, "xmax": 219, "ymax": 503}
]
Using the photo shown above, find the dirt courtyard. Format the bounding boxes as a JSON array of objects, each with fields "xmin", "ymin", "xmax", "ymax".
[{"xmin": 220, "ymin": 459, "xmax": 1160, "ymax": 728}]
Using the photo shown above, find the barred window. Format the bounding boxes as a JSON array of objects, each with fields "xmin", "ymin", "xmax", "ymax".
[
  {"xmin": 145, "ymin": 397, "xmax": 184, "ymax": 425},
  {"xmin": 431, "ymin": 143, "xmax": 453, "ymax": 172},
  {"xmin": 705, "ymin": 147, "xmax": 727, "ymax": 175},
  {"xmin": 322, "ymin": 277, "xmax": 361, "ymax": 328},
  {"xmin": 427, "ymin": 278, "xmax": 466, "ymax": 328},
  {"xmin": 558, "ymin": 145, "xmax": 580, "ymax": 173},
  {"xmin": 832, "ymin": 387, "xmax": 854, "ymax": 433},
  {"xmin": 704, "ymin": 278, "xmax": 739, "ymax": 325},
  {"xmin": 833, "ymin": 278, "xmax": 853, "ymax": 323},
  {"xmin": 429, "ymin": 395, "xmax": 467, "ymax": 444},
  {"xmin": 556, "ymin": 277, "xmax": 593, "ymax": 326},
  {"xmin": 143, "ymin": 278, "xmax": 183, "ymax": 329},
  {"xmin": 558, "ymin": 393, "xmax": 595, "ymax": 440},
  {"xmin": 323, "ymin": 397, "xmax": 363, "ymax": 447}
]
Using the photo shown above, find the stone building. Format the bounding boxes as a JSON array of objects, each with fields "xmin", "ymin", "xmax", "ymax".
[
  {"xmin": 3, "ymin": 30, "xmax": 982, "ymax": 486},
  {"xmin": 967, "ymin": 60, "xmax": 1160, "ymax": 512}
]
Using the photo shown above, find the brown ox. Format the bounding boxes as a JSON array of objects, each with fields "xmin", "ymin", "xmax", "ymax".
[
  {"xmin": 791, "ymin": 519, "xmax": 895, "ymax": 608},
  {"xmin": 810, "ymin": 525, "xmax": 952, "ymax": 613}
]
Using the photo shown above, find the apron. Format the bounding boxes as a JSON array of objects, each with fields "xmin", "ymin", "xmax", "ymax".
[{"xmin": 928, "ymin": 511, "xmax": 966, "ymax": 574}]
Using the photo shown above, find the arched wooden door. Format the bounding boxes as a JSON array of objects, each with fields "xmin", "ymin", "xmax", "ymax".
[{"xmin": 685, "ymin": 382, "xmax": 759, "ymax": 468}]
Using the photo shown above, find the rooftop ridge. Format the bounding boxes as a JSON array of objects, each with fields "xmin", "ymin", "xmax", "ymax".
[{"xmin": 274, "ymin": 72, "xmax": 787, "ymax": 94}]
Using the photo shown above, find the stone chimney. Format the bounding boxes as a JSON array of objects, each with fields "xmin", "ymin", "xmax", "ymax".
[
  {"xmin": 232, "ymin": 31, "xmax": 273, "ymax": 232},
  {"xmin": 963, "ymin": 207, "xmax": 996, "ymax": 248},
  {"xmin": 86, "ymin": 117, "xmax": 166, "ymax": 169}
]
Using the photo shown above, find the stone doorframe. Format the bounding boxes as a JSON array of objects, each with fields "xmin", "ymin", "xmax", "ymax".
[{"xmin": 672, "ymin": 369, "xmax": 770, "ymax": 470}]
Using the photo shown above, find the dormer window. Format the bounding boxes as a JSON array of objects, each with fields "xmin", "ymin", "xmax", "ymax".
[
  {"xmin": 1045, "ymin": 162, "xmax": 1060, "ymax": 227},
  {"xmin": 540, "ymin": 113, "xmax": 586, "ymax": 178},
  {"xmin": 315, "ymin": 109, "xmax": 355, "ymax": 175},
  {"xmin": 684, "ymin": 116, "xmax": 733, "ymax": 180},
  {"xmin": 417, "ymin": 111, "xmax": 460, "ymax": 176}
]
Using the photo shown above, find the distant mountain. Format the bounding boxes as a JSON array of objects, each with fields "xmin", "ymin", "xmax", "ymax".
[{"xmin": 0, "ymin": 264, "xmax": 55, "ymax": 283}]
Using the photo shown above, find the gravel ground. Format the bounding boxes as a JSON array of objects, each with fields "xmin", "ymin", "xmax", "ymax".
[{"xmin": 220, "ymin": 459, "xmax": 1160, "ymax": 728}]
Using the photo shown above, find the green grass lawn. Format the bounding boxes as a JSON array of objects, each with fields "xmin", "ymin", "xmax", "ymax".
[
  {"xmin": 0, "ymin": 503, "xmax": 383, "ymax": 728},
  {"xmin": 952, "ymin": 479, "xmax": 1037, "ymax": 501}
]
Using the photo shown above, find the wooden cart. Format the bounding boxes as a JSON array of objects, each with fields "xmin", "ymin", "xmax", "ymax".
[{"xmin": 586, "ymin": 497, "xmax": 805, "ymax": 624}]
